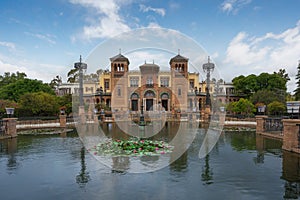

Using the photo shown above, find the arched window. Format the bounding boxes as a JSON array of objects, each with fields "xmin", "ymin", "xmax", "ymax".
[
  {"xmin": 144, "ymin": 90, "xmax": 155, "ymax": 98},
  {"xmin": 131, "ymin": 93, "xmax": 139, "ymax": 99},
  {"xmin": 161, "ymin": 93, "xmax": 169, "ymax": 99}
]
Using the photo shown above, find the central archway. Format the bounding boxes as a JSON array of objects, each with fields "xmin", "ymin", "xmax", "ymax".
[
  {"xmin": 161, "ymin": 93, "xmax": 169, "ymax": 111},
  {"xmin": 144, "ymin": 90, "xmax": 155, "ymax": 111}
]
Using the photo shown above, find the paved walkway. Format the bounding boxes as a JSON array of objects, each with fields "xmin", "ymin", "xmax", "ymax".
[{"xmin": 16, "ymin": 120, "xmax": 256, "ymax": 129}]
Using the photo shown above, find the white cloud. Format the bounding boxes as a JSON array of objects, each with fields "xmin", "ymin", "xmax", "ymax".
[
  {"xmin": 0, "ymin": 53, "xmax": 67, "ymax": 83},
  {"xmin": 0, "ymin": 41, "xmax": 16, "ymax": 51},
  {"xmin": 221, "ymin": 0, "xmax": 252, "ymax": 14},
  {"xmin": 24, "ymin": 32, "xmax": 56, "ymax": 45},
  {"xmin": 147, "ymin": 22, "xmax": 161, "ymax": 28},
  {"xmin": 69, "ymin": 0, "xmax": 131, "ymax": 40},
  {"xmin": 139, "ymin": 4, "xmax": 166, "ymax": 17},
  {"xmin": 224, "ymin": 32, "xmax": 269, "ymax": 66},
  {"xmin": 224, "ymin": 20, "xmax": 300, "ymax": 92}
]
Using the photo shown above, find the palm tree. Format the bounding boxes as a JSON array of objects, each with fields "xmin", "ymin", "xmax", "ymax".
[{"xmin": 67, "ymin": 68, "xmax": 79, "ymax": 83}]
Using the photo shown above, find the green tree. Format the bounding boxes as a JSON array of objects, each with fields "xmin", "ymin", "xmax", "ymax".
[
  {"xmin": 18, "ymin": 92, "xmax": 59, "ymax": 116},
  {"xmin": 49, "ymin": 75, "xmax": 62, "ymax": 90},
  {"xmin": 226, "ymin": 98, "xmax": 255, "ymax": 116},
  {"xmin": 274, "ymin": 68, "xmax": 290, "ymax": 83},
  {"xmin": 0, "ymin": 78, "xmax": 54, "ymax": 102},
  {"xmin": 67, "ymin": 68, "xmax": 79, "ymax": 83},
  {"xmin": 267, "ymin": 101, "xmax": 286, "ymax": 115},
  {"xmin": 232, "ymin": 75, "xmax": 247, "ymax": 94},
  {"xmin": 294, "ymin": 62, "xmax": 300, "ymax": 100},
  {"xmin": 234, "ymin": 98, "xmax": 256, "ymax": 115},
  {"xmin": 57, "ymin": 94, "xmax": 73, "ymax": 115},
  {"xmin": 232, "ymin": 72, "xmax": 287, "ymax": 98},
  {"xmin": 0, "ymin": 99, "xmax": 18, "ymax": 118},
  {"xmin": 251, "ymin": 89, "xmax": 280, "ymax": 105},
  {"xmin": 0, "ymin": 71, "xmax": 27, "ymax": 87}
]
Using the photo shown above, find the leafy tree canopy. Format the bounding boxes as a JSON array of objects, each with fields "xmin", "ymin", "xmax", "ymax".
[
  {"xmin": 226, "ymin": 98, "xmax": 255, "ymax": 115},
  {"xmin": 0, "ymin": 78, "xmax": 54, "ymax": 102},
  {"xmin": 267, "ymin": 101, "xmax": 286, "ymax": 115},
  {"xmin": 57, "ymin": 94, "xmax": 73, "ymax": 115},
  {"xmin": 294, "ymin": 62, "xmax": 300, "ymax": 100},
  {"xmin": 0, "ymin": 71, "xmax": 27, "ymax": 87},
  {"xmin": 18, "ymin": 92, "xmax": 59, "ymax": 117},
  {"xmin": 232, "ymin": 71, "xmax": 287, "ymax": 98},
  {"xmin": 49, "ymin": 75, "xmax": 62, "ymax": 90},
  {"xmin": 250, "ymin": 89, "xmax": 281, "ymax": 105}
]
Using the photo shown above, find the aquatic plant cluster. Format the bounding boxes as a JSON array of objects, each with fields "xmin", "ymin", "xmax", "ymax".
[{"xmin": 90, "ymin": 138, "xmax": 174, "ymax": 156}]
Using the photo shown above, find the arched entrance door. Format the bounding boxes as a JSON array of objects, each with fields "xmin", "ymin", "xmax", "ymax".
[
  {"xmin": 161, "ymin": 93, "xmax": 169, "ymax": 111},
  {"xmin": 144, "ymin": 90, "xmax": 155, "ymax": 111},
  {"xmin": 130, "ymin": 93, "xmax": 139, "ymax": 111}
]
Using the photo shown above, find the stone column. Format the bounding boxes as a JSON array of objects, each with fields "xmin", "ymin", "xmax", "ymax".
[
  {"xmin": 282, "ymin": 119, "xmax": 300, "ymax": 152},
  {"xmin": 79, "ymin": 106, "xmax": 86, "ymax": 124},
  {"xmin": 255, "ymin": 115, "xmax": 268, "ymax": 134},
  {"xmin": 3, "ymin": 118, "xmax": 17, "ymax": 138},
  {"xmin": 94, "ymin": 114, "xmax": 99, "ymax": 123},
  {"xmin": 59, "ymin": 115, "xmax": 67, "ymax": 128},
  {"xmin": 219, "ymin": 113, "xmax": 226, "ymax": 127}
]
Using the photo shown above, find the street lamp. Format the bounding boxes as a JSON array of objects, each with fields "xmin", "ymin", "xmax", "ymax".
[
  {"xmin": 99, "ymin": 86, "xmax": 103, "ymax": 104},
  {"xmin": 139, "ymin": 100, "xmax": 145, "ymax": 126},
  {"xmin": 74, "ymin": 55, "xmax": 87, "ymax": 107},
  {"xmin": 5, "ymin": 108, "xmax": 14, "ymax": 118},
  {"xmin": 203, "ymin": 56, "xmax": 215, "ymax": 106}
]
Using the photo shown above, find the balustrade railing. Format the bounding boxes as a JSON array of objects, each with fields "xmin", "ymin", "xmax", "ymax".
[
  {"xmin": 0, "ymin": 120, "xmax": 8, "ymax": 136},
  {"xmin": 263, "ymin": 118, "xmax": 283, "ymax": 132}
]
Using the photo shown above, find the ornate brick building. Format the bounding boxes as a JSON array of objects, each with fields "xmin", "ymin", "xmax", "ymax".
[{"xmin": 97, "ymin": 52, "xmax": 202, "ymax": 113}]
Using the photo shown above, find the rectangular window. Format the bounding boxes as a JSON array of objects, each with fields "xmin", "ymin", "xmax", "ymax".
[
  {"xmin": 160, "ymin": 77, "xmax": 169, "ymax": 87},
  {"xmin": 178, "ymin": 88, "xmax": 181, "ymax": 96},
  {"xmin": 130, "ymin": 77, "xmax": 139, "ymax": 87},
  {"xmin": 146, "ymin": 76, "xmax": 153, "ymax": 87},
  {"xmin": 117, "ymin": 88, "xmax": 121, "ymax": 96},
  {"xmin": 189, "ymin": 79, "xmax": 194, "ymax": 89},
  {"xmin": 104, "ymin": 79, "xmax": 110, "ymax": 90}
]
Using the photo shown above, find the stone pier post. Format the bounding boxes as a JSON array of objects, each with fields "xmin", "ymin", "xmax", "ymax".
[
  {"xmin": 255, "ymin": 115, "xmax": 268, "ymax": 134},
  {"xmin": 282, "ymin": 119, "xmax": 300, "ymax": 152},
  {"xmin": 59, "ymin": 115, "xmax": 67, "ymax": 128},
  {"xmin": 3, "ymin": 118, "xmax": 17, "ymax": 138},
  {"xmin": 94, "ymin": 114, "xmax": 99, "ymax": 123}
]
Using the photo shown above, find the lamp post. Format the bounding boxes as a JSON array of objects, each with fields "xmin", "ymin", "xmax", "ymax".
[
  {"xmin": 74, "ymin": 55, "xmax": 87, "ymax": 107},
  {"xmin": 98, "ymin": 86, "xmax": 105, "ymax": 121},
  {"xmin": 139, "ymin": 100, "xmax": 145, "ymax": 126},
  {"xmin": 202, "ymin": 56, "xmax": 215, "ymax": 106},
  {"xmin": 5, "ymin": 108, "xmax": 14, "ymax": 118},
  {"xmin": 99, "ymin": 86, "xmax": 103, "ymax": 105}
]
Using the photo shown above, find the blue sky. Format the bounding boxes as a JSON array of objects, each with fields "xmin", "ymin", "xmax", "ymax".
[{"xmin": 0, "ymin": 0, "xmax": 299, "ymax": 92}]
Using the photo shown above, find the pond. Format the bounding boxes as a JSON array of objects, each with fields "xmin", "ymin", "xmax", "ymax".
[{"xmin": 0, "ymin": 123, "xmax": 299, "ymax": 200}]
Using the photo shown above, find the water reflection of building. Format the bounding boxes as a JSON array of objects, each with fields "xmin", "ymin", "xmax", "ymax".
[
  {"xmin": 282, "ymin": 151, "xmax": 300, "ymax": 199},
  {"xmin": 0, "ymin": 138, "xmax": 18, "ymax": 170},
  {"xmin": 76, "ymin": 147, "xmax": 90, "ymax": 188},
  {"xmin": 255, "ymin": 135, "xmax": 300, "ymax": 199}
]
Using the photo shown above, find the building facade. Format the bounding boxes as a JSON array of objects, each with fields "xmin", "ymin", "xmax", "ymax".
[{"xmin": 57, "ymin": 52, "xmax": 242, "ymax": 113}]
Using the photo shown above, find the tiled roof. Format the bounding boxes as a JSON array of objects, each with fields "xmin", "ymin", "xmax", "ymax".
[
  {"xmin": 110, "ymin": 54, "xmax": 130, "ymax": 64},
  {"xmin": 169, "ymin": 54, "xmax": 188, "ymax": 64}
]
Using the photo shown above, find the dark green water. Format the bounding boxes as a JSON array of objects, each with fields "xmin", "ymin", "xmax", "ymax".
[{"xmin": 0, "ymin": 127, "xmax": 299, "ymax": 200}]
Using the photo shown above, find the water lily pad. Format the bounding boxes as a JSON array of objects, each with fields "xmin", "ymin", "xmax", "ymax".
[{"xmin": 90, "ymin": 137, "xmax": 174, "ymax": 156}]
